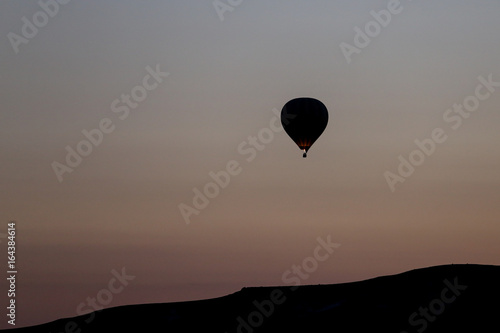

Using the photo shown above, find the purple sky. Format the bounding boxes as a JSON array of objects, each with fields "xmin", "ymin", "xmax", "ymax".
[{"xmin": 1, "ymin": 0, "xmax": 500, "ymax": 328}]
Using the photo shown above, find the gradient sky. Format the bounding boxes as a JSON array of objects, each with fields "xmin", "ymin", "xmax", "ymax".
[{"xmin": 1, "ymin": 0, "xmax": 500, "ymax": 328}]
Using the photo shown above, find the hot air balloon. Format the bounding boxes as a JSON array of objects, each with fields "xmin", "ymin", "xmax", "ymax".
[{"xmin": 281, "ymin": 97, "xmax": 328, "ymax": 158}]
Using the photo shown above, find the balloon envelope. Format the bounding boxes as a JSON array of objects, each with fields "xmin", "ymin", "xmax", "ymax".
[{"xmin": 281, "ymin": 97, "xmax": 328, "ymax": 157}]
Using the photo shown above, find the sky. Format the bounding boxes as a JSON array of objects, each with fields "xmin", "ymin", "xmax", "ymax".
[{"xmin": 1, "ymin": 0, "xmax": 500, "ymax": 328}]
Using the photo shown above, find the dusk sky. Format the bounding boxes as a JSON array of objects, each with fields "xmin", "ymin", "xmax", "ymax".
[{"xmin": 1, "ymin": 0, "xmax": 500, "ymax": 328}]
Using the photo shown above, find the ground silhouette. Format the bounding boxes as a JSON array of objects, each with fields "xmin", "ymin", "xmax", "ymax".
[{"xmin": 5, "ymin": 264, "xmax": 499, "ymax": 332}]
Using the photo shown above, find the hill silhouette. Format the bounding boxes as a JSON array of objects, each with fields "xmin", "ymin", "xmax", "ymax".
[{"xmin": 6, "ymin": 264, "xmax": 500, "ymax": 332}]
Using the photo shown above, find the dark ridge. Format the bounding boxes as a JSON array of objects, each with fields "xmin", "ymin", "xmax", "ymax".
[{"xmin": 6, "ymin": 264, "xmax": 500, "ymax": 332}]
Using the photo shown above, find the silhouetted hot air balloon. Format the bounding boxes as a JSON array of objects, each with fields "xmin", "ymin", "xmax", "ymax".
[{"xmin": 281, "ymin": 97, "xmax": 328, "ymax": 158}]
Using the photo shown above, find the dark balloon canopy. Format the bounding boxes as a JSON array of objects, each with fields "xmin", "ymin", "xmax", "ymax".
[{"xmin": 281, "ymin": 97, "xmax": 328, "ymax": 158}]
